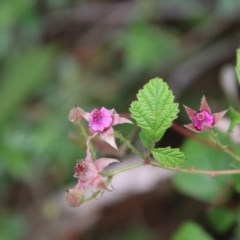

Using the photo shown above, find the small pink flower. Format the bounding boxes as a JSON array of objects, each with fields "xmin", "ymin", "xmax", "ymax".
[
  {"xmin": 81, "ymin": 107, "xmax": 132, "ymax": 149},
  {"xmin": 89, "ymin": 107, "xmax": 113, "ymax": 132},
  {"xmin": 66, "ymin": 188, "xmax": 84, "ymax": 207},
  {"xmin": 74, "ymin": 149, "xmax": 118, "ymax": 190},
  {"xmin": 184, "ymin": 96, "xmax": 227, "ymax": 132}
]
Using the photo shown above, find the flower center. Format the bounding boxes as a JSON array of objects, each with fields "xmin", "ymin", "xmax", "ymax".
[
  {"xmin": 89, "ymin": 107, "xmax": 113, "ymax": 132},
  {"xmin": 193, "ymin": 111, "xmax": 214, "ymax": 131},
  {"xmin": 196, "ymin": 112, "xmax": 205, "ymax": 121},
  {"xmin": 74, "ymin": 161, "xmax": 88, "ymax": 178},
  {"xmin": 92, "ymin": 109, "xmax": 102, "ymax": 121}
]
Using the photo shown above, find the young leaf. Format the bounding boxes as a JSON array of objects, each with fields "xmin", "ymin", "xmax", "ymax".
[
  {"xmin": 130, "ymin": 78, "xmax": 179, "ymax": 143},
  {"xmin": 151, "ymin": 147, "xmax": 185, "ymax": 167},
  {"xmin": 139, "ymin": 129, "xmax": 153, "ymax": 148},
  {"xmin": 236, "ymin": 48, "xmax": 240, "ymax": 86}
]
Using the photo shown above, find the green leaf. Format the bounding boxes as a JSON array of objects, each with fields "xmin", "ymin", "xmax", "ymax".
[
  {"xmin": 172, "ymin": 221, "xmax": 213, "ymax": 240},
  {"xmin": 139, "ymin": 129, "xmax": 153, "ymax": 148},
  {"xmin": 236, "ymin": 48, "xmax": 240, "ymax": 86},
  {"xmin": 130, "ymin": 78, "xmax": 179, "ymax": 143},
  {"xmin": 207, "ymin": 207, "xmax": 235, "ymax": 233},
  {"xmin": 228, "ymin": 106, "xmax": 240, "ymax": 132},
  {"xmin": 152, "ymin": 147, "xmax": 185, "ymax": 167}
]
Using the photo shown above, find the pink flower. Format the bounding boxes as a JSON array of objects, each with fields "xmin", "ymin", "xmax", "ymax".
[
  {"xmin": 89, "ymin": 107, "xmax": 113, "ymax": 132},
  {"xmin": 66, "ymin": 188, "xmax": 84, "ymax": 207},
  {"xmin": 184, "ymin": 96, "xmax": 227, "ymax": 132},
  {"xmin": 74, "ymin": 149, "xmax": 118, "ymax": 190},
  {"xmin": 81, "ymin": 107, "xmax": 132, "ymax": 149}
]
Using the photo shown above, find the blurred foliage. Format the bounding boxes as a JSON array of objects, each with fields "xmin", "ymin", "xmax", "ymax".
[
  {"xmin": 207, "ymin": 207, "xmax": 235, "ymax": 234},
  {"xmin": 172, "ymin": 221, "xmax": 213, "ymax": 240},
  {"xmin": 228, "ymin": 106, "xmax": 240, "ymax": 132},
  {"xmin": 173, "ymin": 132, "xmax": 237, "ymax": 202},
  {"xmin": 116, "ymin": 22, "xmax": 180, "ymax": 72},
  {"xmin": 236, "ymin": 48, "xmax": 240, "ymax": 86},
  {"xmin": 0, "ymin": 213, "xmax": 27, "ymax": 240}
]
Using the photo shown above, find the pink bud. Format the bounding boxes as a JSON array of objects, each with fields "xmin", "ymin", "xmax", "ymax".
[
  {"xmin": 68, "ymin": 106, "xmax": 83, "ymax": 124},
  {"xmin": 66, "ymin": 188, "xmax": 84, "ymax": 207}
]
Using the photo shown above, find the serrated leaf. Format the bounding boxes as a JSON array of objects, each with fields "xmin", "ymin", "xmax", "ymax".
[
  {"xmin": 139, "ymin": 129, "xmax": 153, "ymax": 148},
  {"xmin": 130, "ymin": 78, "xmax": 178, "ymax": 143},
  {"xmin": 236, "ymin": 48, "xmax": 240, "ymax": 86},
  {"xmin": 228, "ymin": 106, "xmax": 240, "ymax": 132},
  {"xmin": 151, "ymin": 147, "xmax": 185, "ymax": 167}
]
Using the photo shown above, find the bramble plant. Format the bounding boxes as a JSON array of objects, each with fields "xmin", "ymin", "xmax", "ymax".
[{"xmin": 66, "ymin": 50, "xmax": 240, "ymax": 208}]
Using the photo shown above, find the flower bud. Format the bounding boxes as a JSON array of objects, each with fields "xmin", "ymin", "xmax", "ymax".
[
  {"xmin": 66, "ymin": 188, "xmax": 84, "ymax": 207},
  {"xmin": 68, "ymin": 106, "xmax": 83, "ymax": 124}
]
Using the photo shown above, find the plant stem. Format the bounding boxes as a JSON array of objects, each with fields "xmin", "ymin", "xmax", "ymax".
[
  {"xmin": 102, "ymin": 162, "xmax": 144, "ymax": 177},
  {"xmin": 114, "ymin": 131, "xmax": 145, "ymax": 160},
  {"xmin": 77, "ymin": 123, "xmax": 96, "ymax": 159},
  {"xmin": 103, "ymin": 159, "xmax": 240, "ymax": 178},
  {"xmin": 150, "ymin": 160, "xmax": 240, "ymax": 176},
  {"xmin": 209, "ymin": 131, "xmax": 240, "ymax": 163},
  {"xmin": 84, "ymin": 190, "xmax": 101, "ymax": 202},
  {"xmin": 109, "ymin": 130, "xmax": 240, "ymax": 177}
]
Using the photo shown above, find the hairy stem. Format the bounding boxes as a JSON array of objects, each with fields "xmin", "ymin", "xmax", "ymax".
[
  {"xmin": 77, "ymin": 123, "xmax": 96, "ymax": 159},
  {"xmin": 150, "ymin": 160, "xmax": 240, "ymax": 176},
  {"xmin": 209, "ymin": 131, "xmax": 240, "ymax": 163},
  {"xmin": 102, "ymin": 162, "xmax": 144, "ymax": 177},
  {"xmin": 114, "ymin": 131, "xmax": 145, "ymax": 160}
]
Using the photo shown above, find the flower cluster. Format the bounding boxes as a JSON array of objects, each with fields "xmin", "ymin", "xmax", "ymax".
[
  {"xmin": 66, "ymin": 96, "xmax": 227, "ymax": 207},
  {"xmin": 66, "ymin": 106, "xmax": 132, "ymax": 207}
]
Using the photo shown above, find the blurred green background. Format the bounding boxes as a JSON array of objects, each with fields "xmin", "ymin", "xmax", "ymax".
[{"xmin": 0, "ymin": 0, "xmax": 240, "ymax": 239}]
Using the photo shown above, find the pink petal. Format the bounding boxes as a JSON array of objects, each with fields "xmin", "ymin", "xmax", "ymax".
[
  {"xmin": 184, "ymin": 123, "xmax": 199, "ymax": 132},
  {"xmin": 90, "ymin": 175, "xmax": 106, "ymax": 190},
  {"xmin": 213, "ymin": 110, "xmax": 228, "ymax": 125},
  {"xmin": 89, "ymin": 107, "xmax": 113, "ymax": 132},
  {"xmin": 100, "ymin": 127, "xmax": 118, "ymax": 149},
  {"xmin": 81, "ymin": 111, "xmax": 91, "ymax": 121},
  {"xmin": 112, "ymin": 113, "xmax": 132, "ymax": 125},
  {"xmin": 200, "ymin": 96, "xmax": 211, "ymax": 113},
  {"xmin": 202, "ymin": 123, "xmax": 213, "ymax": 131},
  {"xmin": 183, "ymin": 105, "xmax": 196, "ymax": 120},
  {"xmin": 76, "ymin": 179, "xmax": 88, "ymax": 189},
  {"xmin": 95, "ymin": 157, "xmax": 119, "ymax": 172},
  {"xmin": 192, "ymin": 111, "xmax": 214, "ymax": 131},
  {"xmin": 75, "ymin": 150, "xmax": 98, "ymax": 183}
]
